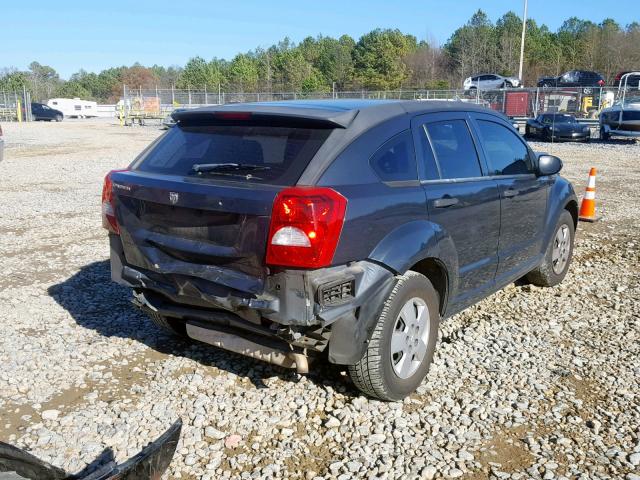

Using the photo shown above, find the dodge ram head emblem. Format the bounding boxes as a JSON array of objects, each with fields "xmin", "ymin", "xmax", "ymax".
[{"xmin": 169, "ymin": 192, "xmax": 179, "ymax": 205}]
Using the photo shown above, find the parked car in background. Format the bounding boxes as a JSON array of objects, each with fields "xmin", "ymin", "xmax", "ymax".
[
  {"xmin": 103, "ymin": 100, "xmax": 578, "ymax": 401},
  {"xmin": 463, "ymin": 74, "xmax": 521, "ymax": 90},
  {"xmin": 30, "ymin": 103, "xmax": 64, "ymax": 122},
  {"xmin": 0, "ymin": 124, "xmax": 4, "ymax": 163},
  {"xmin": 613, "ymin": 71, "xmax": 640, "ymax": 88},
  {"xmin": 600, "ymin": 100, "xmax": 640, "ymax": 140},
  {"xmin": 525, "ymin": 113, "xmax": 590, "ymax": 142},
  {"xmin": 537, "ymin": 70, "xmax": 605, "ymax": 92}
]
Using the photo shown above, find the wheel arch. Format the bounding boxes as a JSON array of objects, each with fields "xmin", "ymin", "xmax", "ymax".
[
  {"xmin": 565, "ymin": 199, "xmax": 578, "ymax": 229},
  {"xmin": 542, "ymin": 179, "xmax": 579, "ymax": 252},
  {"xmin": 368, "ymin": 220, "xmax": 458, "ymax": 316},
  {"xmin": 407, "ymin": 257, "xmax": 449, "ymax": 315}
]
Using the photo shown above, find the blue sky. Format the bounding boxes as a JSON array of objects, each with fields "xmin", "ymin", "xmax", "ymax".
[{"xmin": 3, "ymin": 0, "xmax": 638, "ymax": 78}]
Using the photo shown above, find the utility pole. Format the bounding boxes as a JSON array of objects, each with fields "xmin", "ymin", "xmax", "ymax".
[{"xmin": 518, "ymin": 0, "xmax": 528, "ymax": 82}]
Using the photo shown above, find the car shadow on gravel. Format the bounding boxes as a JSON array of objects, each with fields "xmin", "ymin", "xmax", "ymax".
[{"xmin": 47, "ymin": 261, "xmax": 357, "ymax": 396}]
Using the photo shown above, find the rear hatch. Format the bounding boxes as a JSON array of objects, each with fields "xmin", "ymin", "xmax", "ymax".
[{"xmin": 111, "ymin": 112, "xmax": 336, "ymax": 298}]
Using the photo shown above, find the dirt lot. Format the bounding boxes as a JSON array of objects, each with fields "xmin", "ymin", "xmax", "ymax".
[{"xmin": 0, "ymin": 118, "xmax": 638, "ymax": 480}]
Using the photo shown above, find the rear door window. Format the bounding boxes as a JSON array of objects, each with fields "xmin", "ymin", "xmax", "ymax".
[
  {"xmin": 424, "ymin": 120, "xmax": 482, "ymax": 179},
  {"xmin": 369, "ymin": 130, "xmax": 417, "ymax": 182},
  {"xmin": 476, "ymin": 120, "xmax": 533, "ymax": 175},
  {"xmin": 133, "ymin": 124, "xmax": 332, "ymax": 185}
]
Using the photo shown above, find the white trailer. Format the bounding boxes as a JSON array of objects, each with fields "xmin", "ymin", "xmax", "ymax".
[{"xmin": 47, "ymin": 98, "xmax": 98, "ymax": 118}]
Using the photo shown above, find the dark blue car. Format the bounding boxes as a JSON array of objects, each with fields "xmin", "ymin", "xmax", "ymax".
[{"xmin": 102, "ymin": 100, "xmax": 578, "ymax": 400}]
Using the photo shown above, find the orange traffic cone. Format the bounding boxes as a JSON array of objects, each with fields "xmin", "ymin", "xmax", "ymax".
[{"xmin": 578, "ymin": 167, "xmax": 600, "ymax": 222}]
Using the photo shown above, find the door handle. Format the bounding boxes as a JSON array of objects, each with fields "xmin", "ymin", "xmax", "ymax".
[
  {"xmin": 433, "ymin": 196, "xmax": 459, "ymax": 208},
  {"xmin": 503, "ymin": 188, "xmax": 518, "ymax": 198}
]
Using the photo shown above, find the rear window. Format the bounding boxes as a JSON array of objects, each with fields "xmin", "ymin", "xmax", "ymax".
[{"xmin": 133, "ymin": 124, "xmax": 332, "ymax": 185}]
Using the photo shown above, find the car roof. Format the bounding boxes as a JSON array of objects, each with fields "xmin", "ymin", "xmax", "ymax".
[{"xmin": 173, "ymin": 99, "xmax": 506, "ymax": 129}]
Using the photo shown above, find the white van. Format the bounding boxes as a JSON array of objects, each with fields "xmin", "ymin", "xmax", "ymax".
[{"xmin": 47, "ymin": 98, "xmax": 98, "ymax": 118}]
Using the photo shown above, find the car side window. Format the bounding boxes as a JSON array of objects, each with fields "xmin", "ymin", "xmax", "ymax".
[
  {"xmin": 369, "ymin": 130, "xmax": 417, "ymax": 182},
  {"xmin": 476, "ymin": 120, "xmax": 533, "ymax": 176},
  {"xmin": 424, "ymin": 120, "xmax": 482, "ymax": 179}
]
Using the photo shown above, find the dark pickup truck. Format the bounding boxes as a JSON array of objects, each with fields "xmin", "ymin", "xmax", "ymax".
[{"xmin": 103, "ymin": 100, "xmax": 577, "ymax": 400}]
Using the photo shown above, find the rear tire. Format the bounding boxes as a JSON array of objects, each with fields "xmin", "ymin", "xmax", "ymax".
[
  {"xmin": 600, "ymin": 126, "xmax": 610, "ymax": 141},
  {"xmin": 526, "ymin": 210, "xmax": 574, "ymax": 287},
  {"xmin": 348, "ymin": 271, "xmax": 439, "ymax": 401},
  {"xmin": 147, "ymin": 311, "xmax": 188, "ymax": 338}
]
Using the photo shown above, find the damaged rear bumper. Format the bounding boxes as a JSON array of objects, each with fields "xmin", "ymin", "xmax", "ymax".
[
  {"xmin": 110, "ymin": 234, "xmax": 396, "ymax": 366},
  {"xmin": 0, "ymin": 419, "xmax": 181, "ymax": 480}
]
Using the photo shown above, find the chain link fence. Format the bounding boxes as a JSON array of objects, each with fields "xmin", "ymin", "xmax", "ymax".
[
  {"xmin": 0, "ymin": 89, "xmax": 33, "ymax": 122},
  {"xmin": 119, "ymin": 85, "xmax": 624, "ymax": 120},
  {"xmin": 0, "ymin": 85, "xmax": 629, "ymax": 123}
]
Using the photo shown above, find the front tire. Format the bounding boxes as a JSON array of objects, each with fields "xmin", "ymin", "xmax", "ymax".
[
  {"xmin": 526, "ymin": 210, "xmax": 574, "ymax": 287},
  {"xmin": 55, "ymin": 114, "xmax": 63, "ymax": 122},
  {"xmin": 348, "ymin": 271, "xmax": 439, "ymax": 401},
  {"xmin": 600, "ymin": 126, "xmax": 610, "ymax": 141}
]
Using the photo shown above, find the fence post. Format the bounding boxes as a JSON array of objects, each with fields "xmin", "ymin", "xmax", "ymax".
[
  {"xmin": 188, "ymin": 87, "xmax": 192, "ymax": 105},
  {"xmin": 218, "ymin": 84, "xmax": 221, "ymax": 105},
  {"xmin": 16, "ymin": 92, "xmax": 22, "ymax": 123},
  {"xmin": 503, "ymin": 88, "xmax": 507, "ymax": 114},
  {"xmin": 171, "ymin": 84, "xmax": 175, "ymax": 105},
  {"xmin": 534, "ymin": 88, "xmax": 539, "ymax": 117},
  {"xmin": 597, "ymin": 86, "xmax": 602, "ymax": 111},
  {"xmin": 204, "ymin": 84, "xmax": 208, "ymax": 105},
  {"xmin": 26, "ymin": 90, "xmax": 32, "ymax": 121}
]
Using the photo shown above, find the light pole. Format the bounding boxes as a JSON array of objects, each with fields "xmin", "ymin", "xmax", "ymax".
[{"xmin": 518, "ymin": 0, "xmax": 528, "ymax": 82}]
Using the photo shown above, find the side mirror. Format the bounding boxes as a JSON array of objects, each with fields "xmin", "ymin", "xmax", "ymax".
[{"xmin": 537, "ymin": 154, "xmax": 563, "ymax": 176}]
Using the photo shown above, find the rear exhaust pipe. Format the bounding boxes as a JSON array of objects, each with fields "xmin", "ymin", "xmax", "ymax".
[{"xmin": 185, "ymin": 323, "xmax": 310, "ymax": 374}]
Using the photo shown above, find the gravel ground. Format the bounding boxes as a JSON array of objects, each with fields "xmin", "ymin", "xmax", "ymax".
[{"xmin": 0, "ymin": 119, "xmax": 638, "ymax": 480}]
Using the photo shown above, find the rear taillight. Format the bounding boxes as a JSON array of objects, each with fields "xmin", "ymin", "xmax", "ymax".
[
  {"xmin": 101, "ymin": 169, "xmax": 128, "ymax": 234},
  {"xmin": 598, "ymin": 79, "xmax": 605, "ymax": 86},
  {"xmin": 266, "ymin": 187, "xmax": 347, "ymax": 269}
]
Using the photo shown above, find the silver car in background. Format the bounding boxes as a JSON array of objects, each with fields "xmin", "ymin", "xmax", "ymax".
[{"xmin": 463, "ymin": 74, "xmax": 521, "ymax": 90}]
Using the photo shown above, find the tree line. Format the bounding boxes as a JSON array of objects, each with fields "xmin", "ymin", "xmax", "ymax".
[{"xmin": 2, "ymin": 10, "xmax": 638, "ymax": 103}]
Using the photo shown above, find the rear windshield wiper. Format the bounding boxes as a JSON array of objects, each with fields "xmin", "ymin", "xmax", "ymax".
[{"xmin": 192, "ymin": 163, "xmax": 271, "ymax": 173}]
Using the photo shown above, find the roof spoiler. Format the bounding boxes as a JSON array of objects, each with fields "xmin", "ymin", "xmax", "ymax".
[{"xmin": 171, "ymin": 107, "xmax": 358, "ymax": 129}]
